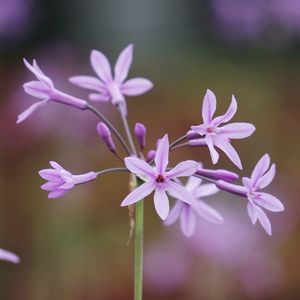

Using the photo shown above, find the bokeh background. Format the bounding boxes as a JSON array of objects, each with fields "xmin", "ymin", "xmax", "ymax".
[{"xmin": 1, "ymin": 0, "xmax": 300, "ymax": 299}]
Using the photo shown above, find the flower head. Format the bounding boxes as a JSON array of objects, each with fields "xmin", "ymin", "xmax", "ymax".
[
  {"xmin": 216, "ymin": 154, "xmax": 284, "ymax": 235},
  {"xmin": 69, "ymin": 44, "xmax": 153, "ymax": 115},
  {"xmin": 17, "ymin": 59, "xmax": 88, "ymax": 124},
  {"xmin": 121, "ymin": 135, "xmax": 199, "ymax": 220},
  {"xmin": 39, "ymin": 161, "xmax": 97, "ymax": 199},
  {"xmin": 0, "ymin": 248, "xmax": 20, "ymax": 264},
  {"xmin": 165, "ymin": 176, "xmax": 223, "ymax": 237},
  {"xmin": 188, "ymin": 89, "xmax": 255, "ymax": 169}
]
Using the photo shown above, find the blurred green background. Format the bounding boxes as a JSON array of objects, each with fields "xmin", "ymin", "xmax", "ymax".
[{"xmin": 1, "ymin": 0, "xmax": 300, "ymax": 299}]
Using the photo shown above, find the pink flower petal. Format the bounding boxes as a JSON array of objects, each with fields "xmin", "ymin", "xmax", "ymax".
[
  {"xmin": 214, "ymin": 136, "xmax": 242, "ymax": 169},
  {"xmin": 190, "ymin": 124, "xmax": 207, "ymax": 136},
  {"xmin": 194, "ymin": 200, "xmax": 224, "ymax": 224},
  {"xmin": 180, "ymin": 205, "xmax": 196, "ymax": 237},
  {"xmin": 49, "ymin": 161, "xmax": 65, "ymax": 171},
  {"xmin": 164, "ymin": 201, "xmax": 183, "ymax": 226},
  {"xmin": 218, "ymin": 122, "xmax": 255, "ymax": 139},
  {"xmin": 114, "ymin": 44, "xmax": 133, "ymax": 83},
  {"xmin": 247, "ymin": 202, "xmax": 258, "ymax": 224},
  {"xmin": 90, "ymin": 50, "xmax": 112, "ymax": 83},
  {"xmin": 255, "ymin": 163, "xmax": 276, "ymax": 189},
  {"xmin": 166, "ymin": 181, "xmax": 195, "ymax": 205},
  {"xmin": 185, "ymin": 176, "xmax": 202, "ymax": 192},
  {"xmin": 193, "ymin": 183, "xmax": 219, "ymax": 198},
  {"xmin": 256, "ymin": 206, "xmax": 272, "ymax": 236},
  {"xmin": 202, "ymin": 89, "xmax": 217, "ymax": 124},
  {"xmin": 124, "ymin": 157, "xmax": 155, "ymax": 179},
  {"xmin": 166, "ymin": 160, "xmax": 198, "ymax": 179},
  {"xmin": 0, "ymin": 249, "xmax": 20, "ymax": 264},
  {"xmin": 41, "ymin": 181, "xmax": 63, "ymax": 191},
  {"xmin": 39, "ymin": 169, "xmax": 61, "ymax": 181},
  {"xmin": 250, "ymin": 154, "xmax": 270, "ymax": 185},
  {"xmin": 121, "ymin": 181, "xmax": 154, "ymax": 206},
  {"xmin": 23, "ymin": 81, "xmax": 50, "ymax": 99},
  {"xmin": 89, "ymin": 93, "xmax": 110, "ymax": 102},
  {"xmin": 205, "ymin": 134, "xmax": 219, "ymax": 164},
  {"xmin": 155, "ymin": 134, "xmax": 169, "ymax": 174},
  {"xmin": 17, "ymin": 100, "xmax": 48, "ymax": 124},
  {"xmin": 48, "ymin": 189, "xmax": 69, "ymax": 199},
  {"xmin": 121, "ymin": 78, "xmax": 153, "ymax": 96},
  {"xmin": 255, "ymin": 193, "xmax": 284, "ymax": 212},
  {"xmin": 154, "ymin": 188, "xmax": 170, "ymax": 220},
  {"xmin": 69, "ymin": 76, "xmax": 105, "ymax": 92},
  {"xmin": 212, "ymin": 94, "xmax": 237, "ymax": 126}
]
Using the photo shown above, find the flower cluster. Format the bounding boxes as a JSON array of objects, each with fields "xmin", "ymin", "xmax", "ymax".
[{"xmin": 18, "ymin": 44, "xmax": 284, "ymax": 239}]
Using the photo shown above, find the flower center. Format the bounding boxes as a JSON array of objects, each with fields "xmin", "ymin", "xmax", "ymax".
[
  {"xmin": 207, "ymin": 126, "xmax": 215, "ymax": 133},
  {"xmin": 156, "ymin": 175, "xmax": 165, "ymax": 183}
]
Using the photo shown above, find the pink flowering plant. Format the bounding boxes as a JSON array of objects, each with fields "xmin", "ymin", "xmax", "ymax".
[{"xmin": 17, "ymin": 44, "xmax": 284, "ymax": 300}]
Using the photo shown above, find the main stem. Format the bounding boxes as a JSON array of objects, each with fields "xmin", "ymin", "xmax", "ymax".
[
  {"xmin": 119, "ymin": 107, "xmax": 143, "ymax": 300},
  {"xmin": 134, "ymin": 180, "xmax": 144, "ymax": 300}
]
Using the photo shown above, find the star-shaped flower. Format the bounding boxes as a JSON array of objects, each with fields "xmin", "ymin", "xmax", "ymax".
[
  {"xmin": 18, "ymin": 59, "xmax": 88, "ymax": 123},
  {"xmin": 39, "ymin": 161, "xmax": 97, "ymax": 199},
  {"xmin": 121, "ymin": 135, "xmax": 199, "ymax": 220},
  {"xmin": 69, "ymin": 44, "xmax": 153, "ymax": 114},
  {"xmin": 216, "ymin": 154, "xmax": 284, "ymax": 235},
  {"xmin": 188, "ymin": 89, "xmax": 255, "ymax": 169},
  {"xmin": 165, "ymin": 176, "xmax": 223, "ymax": 237}
]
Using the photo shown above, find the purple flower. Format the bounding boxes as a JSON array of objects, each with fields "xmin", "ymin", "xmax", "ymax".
[
  {"xmin": 165, "ymin": 176, "xmax": 223, "ymax": 237},
  {"xmin": 121, "ymin": 135, "xmax": 199, "ymax": 220},
  {"xmin": 39, "ymin": 161, "xmax": 97, "ymax": 199},
  {"xmin": 17, "ymin": 59, "xmax": 88, "ymax": 124},
  {"xmin": 69, "ymin": 44, "xmax": 153, "ymax": 114},
  {"xmin": 216, "ymin": 154, "xmax": 284, "ymax": 235},
  {"xmin": 188, "ymin": 89, "xmax": 255, "ymax": 169},
  {"xmin": 0, "ymin": 248, "xmax": 20, "ymax": 264}
]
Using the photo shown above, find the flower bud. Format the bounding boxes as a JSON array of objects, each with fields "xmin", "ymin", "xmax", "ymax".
[
  {"xmin": 97, "ymin": 122, "xmax": 116, "ymax": 152},
  {"xmin": 146, "ymin": 150, "xmax": 156, "ymax": 162},
  {"xmin": 134, "ymin": 123, "xmax": 146, "ymax": 150}
]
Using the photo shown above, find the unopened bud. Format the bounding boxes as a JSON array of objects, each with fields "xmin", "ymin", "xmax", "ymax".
[
  {"xmin": 146, "ymin": 150, "xmax": 156, "ymax": 162},
  {"xmin": 134, "ymin": 123, "xmax": 146, "ymax": 150},
  {"xmin": 97, "ymin": 122, "xmax": 116, "ymax": 152}
]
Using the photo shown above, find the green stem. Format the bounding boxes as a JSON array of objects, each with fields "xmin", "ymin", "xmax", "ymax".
[{"xmin": 134, "ymin": 191, "xmax": 144, "ymax": 300}]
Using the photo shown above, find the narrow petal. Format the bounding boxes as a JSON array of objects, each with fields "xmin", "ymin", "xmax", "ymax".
[
  {"xmin": 69, "ymin": 76, "xmax": 105, "ymax": 92},
  {"xmin": 155, "ymin": 134, "xmax": 169, "ymax": 174},
  {"xmin": 213, "ymin": 94, "xmax": 237, "ymax": 126},
  {"xmin": 194, "ymin": 201, "xmax": 224, "ymax": 224},
  {"xmin": 154, "ymin": 188, "xmax": 170, "ymax": 220},
  {"xmin": 256, "ymin": 164, "xmax": 276, "ymax": 189},
  {"xmin": 121, "ymin": 78, "xmax": 153, "ymax": 96},
  {"xmin": 250, "ymin": 154, "xmax": 270, "ymax": 185},
  {"xmin": 0, "ymin": 249, "xmax": 20, "ymax": 264},
  {"xmin": 242, "ymin": 177, "xmax": 253, "ymax": 192},
  {"xmin": 256, "ymin": 206, "xmax": 272, "ymax": 236},
  {"xmin": 124, "ymin": 157, "xmax": 155, "ymax": 179},
  {"xmin": 39, "ymin": 169, "xmax": 61, "ymax": 181},
  {"xmin": 255, "ymin": 193, "xmax": 284, "ymax": 212},
  {"xmin": 48, "ymin": 189, "xmax": 69, "ymax": 199},
  {"xmin": 49, "ymin": 161, "xmax": 64, "ymax": 171},
  {"xmin": 121, "ymin": 181, "xmax": 154, "ymax": 206},
  {"xmin": 180, "ymin": 205, "xmax": 196, "ymax": 237},
  {"xmin": 89, "ymin": 93, "xmax": 110, "ymax": 102},
  {"xmin": 202, "ymin": 89, "xmax": 216, "ymax": 124},
  {"xmin": 193, "ymin": 183, "xmax": 219, "ymax": 198},
  {"xmin": 185, "ymin": 176, "xmax": 202, "ymax": 192},
  {"xmin": 205, "ymin": 134, "xmax": 219, "ymax": 164},
  {"xmin": 214, "ymin": 136, "xmax": 242, "ymax": 169},
  {"xmin": 164, "ymin": 201, "xmax": 183, "ymax": 226},
  {"xmin": 114, "ymin": 44, "xmax": 133, "ymax": 83},
  {"xmin": 218, "ymin": 123, "xmax": 255, "ymax": 139},
  {"xmin": 247, "ymin": 202, "xmax": 258, "ymax": 224},
  {"xmin": 17, "ymin": 100, "xmax": 48, "ymax": 124},
  {"xmin": 216, "ymin": 180, "xmax": 247, "ymax": 197},
  {"xmin": 166, "ymin": 181, "xmax": 195, "ymax": 205},
  {"xmin": 166, "ymin": 160, "xmax": 198, "ymax": 179},
  {"xmin": 90, "ymin": 50, "xmax": 112, "ymax": 83},
  {"xmin": 23, "ymin": 81, "xmax": 50, "ymax": 98},
  {"xmin": 23, "ymin": 59, "xmax": 53, "ymax": 87},
  {"xmin": 41, "ymin": 181, "xmax": 63, "ymax": 191}
]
